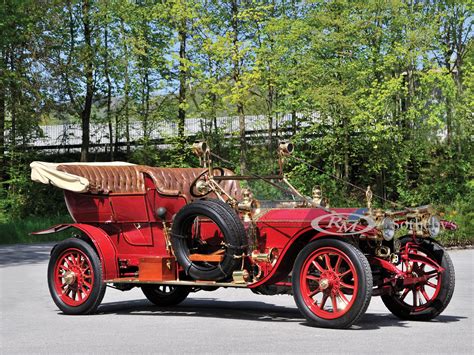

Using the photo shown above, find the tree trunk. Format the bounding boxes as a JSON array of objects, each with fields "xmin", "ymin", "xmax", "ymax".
[
  {"xmin": 0, "ymin": 50, "xmax": 5, "ymax": 179},
  {"xmin": 119, "ymin": 19, "xmax": 130, "ymax": 156},
  {"xmin": 9, "ymin": 47, "xmax": 16, "ymax": 148},
  {"xmin": 237, "ymin": 102, "xmax": 246, "ymax": 172},
  {"xmin": 344, "ymin": 125, "xmax": 349, "ymax": 182},
  {"xmin": 114, "ymin": 111, "xmax": 120, "ymax": 156},
  {"xmin": 231, "ymin": 0, "xmax": 246, "ymax": 173},
  {"xmin": 143, "ymin": 68, "xmax": 150, "ymax": 138},
  {"xmin": 291, "ymin": 110, "xmax": 297, "ymax": 136},
  {"xmin": 178, "ymin": 19, "xmax": 187, "ymax": 152},
  {"xmin": 267, "ymin": 85, "xmax": 273, "ymax": 150},
  {"xmin": 80, "ymin": 0, "xmax": 93, "ymax": 162},
  {"xmin": 104, "ymin": 24, "xmax": 113, "ymax": 161}
]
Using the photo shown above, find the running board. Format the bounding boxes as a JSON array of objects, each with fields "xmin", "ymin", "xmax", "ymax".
[{"xmin": 105, "ymin": 278, "xmax": 250, "ymax": 288}]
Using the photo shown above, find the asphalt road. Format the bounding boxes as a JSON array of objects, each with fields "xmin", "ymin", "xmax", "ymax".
[{"xmin": 1, "ymin": 243, "xmax": 473, "ymax": 354}]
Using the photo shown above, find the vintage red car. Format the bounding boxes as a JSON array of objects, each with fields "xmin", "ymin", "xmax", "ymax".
[{"xmin": 30, "ymin": 142, "xmax": 455, "ymax": 328}]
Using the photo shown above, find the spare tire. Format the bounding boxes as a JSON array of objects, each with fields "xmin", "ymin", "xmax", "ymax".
[{"xmin": 171, "ymin": 200, "xmax": 245, "ymax": 281}]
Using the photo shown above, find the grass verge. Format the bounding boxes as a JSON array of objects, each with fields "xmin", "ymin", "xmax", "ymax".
[{"xmin": 0, "ymin": 215, "xmax": 73, "ymax": 244}]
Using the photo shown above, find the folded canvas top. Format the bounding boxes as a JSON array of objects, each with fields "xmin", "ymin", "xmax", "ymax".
[{"xmin": 30, "ymin": 161, "xmax": 136, "ymax": 193}]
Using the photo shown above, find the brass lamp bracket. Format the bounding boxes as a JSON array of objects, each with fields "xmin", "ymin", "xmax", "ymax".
[{"xmin": 366, "ymin": 186, "xmax": 373, "ymax": 215}]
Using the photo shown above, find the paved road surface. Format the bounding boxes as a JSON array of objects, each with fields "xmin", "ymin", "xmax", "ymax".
[{"xmin": 1, "ymin": 243, "xmax": 473, "ymax": 354}]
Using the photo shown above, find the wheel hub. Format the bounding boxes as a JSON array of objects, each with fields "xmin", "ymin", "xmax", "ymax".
[
  {"xmin": 319, "ymin": 278, "xmax": 329, "ymax": 290},
  {"xmin": 320, "ymin": 271, "xmax": 340, "ymax": 292},
  {"xmin": 64, "ymin": 271, "xmax": 76, "ymax": 285}
]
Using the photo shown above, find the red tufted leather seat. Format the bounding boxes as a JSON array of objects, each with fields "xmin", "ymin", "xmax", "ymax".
[
  {"xmin": 57, "ymin": 165, "xmax": 241, "ymax": 202},
  {"xmin": 57, "ymin": 165, "xmax": 145, "ymax": 194},
  {"xmin": 141, "ymin": 167, "xmax": 242, "ymax": 202}
]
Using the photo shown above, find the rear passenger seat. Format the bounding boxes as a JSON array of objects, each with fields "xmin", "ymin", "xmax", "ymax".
[{"xmin": 57, "ymin": 165, "xmax": 242, "ymax": 203}]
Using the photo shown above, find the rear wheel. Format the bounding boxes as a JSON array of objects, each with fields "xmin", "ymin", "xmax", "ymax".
[
  {"xmin": 292, "ymin": 239, "xmax": 372, "ymax": 328},
  {"xmin": 48, "ymin": 238, "xmax": 106, "ymax": 314},
  {"xmin": 141, "ymin": 285, "xmax": 191, "ymax": 306},
  {"xmin": 381, "ymin": 238, "xmax": 455, "ymax": 320}
]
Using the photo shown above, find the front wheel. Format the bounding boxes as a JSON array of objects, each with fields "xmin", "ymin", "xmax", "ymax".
[
  {"xmin": 292, "ymin": 239, "xmax": 372, "ymax": 328},
  {"xmin": 141, "ymin": 285, "xmax": 191, "ymax": 306},
  {"xmin": 381, "ymin": 238, "xmax": 455, "ymax": 321},
  {"xmin": 48, "ymin": 238, "xmax": 106, "ymax": 315}
]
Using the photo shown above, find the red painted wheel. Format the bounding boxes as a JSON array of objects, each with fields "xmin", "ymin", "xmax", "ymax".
[
  {"xmin": 292, "ymin": 239, "xmax": 372, "ymax": 328},
  {"xmin": 53, "ymin": 248, "xmax": 94, "ymax": 306},
  {"xmin": 382, "ymin": 238, "xmax": 455, "ymax": 320},
  {"xmin": 48, "ymin": 238, "xmax": 106, "ymax": 314}
]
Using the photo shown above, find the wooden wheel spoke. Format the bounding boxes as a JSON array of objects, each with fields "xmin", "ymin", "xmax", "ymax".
[
  {"xmin": 340, "ymin": 281, "xmax": 354, "ymax": 290},
  {"xmin": 306, "ymin": 275, "xmax": 320, "ymax": 282},
  {"xmin": 412, "ymin": 290, "xmax": 418, "ymax": 307},
  {"xmin": 331, "ymin": 294, "xmax": 338, "ymax": 312},
  {"xmin": 312, "ymin": 260, "xmax": 325, "ymax": 273},
  {"xmin": 339, "ymin": 269, "xmax": 351, "ymax": 278},
  {"xmin": 83, "ymin": 280, "xmax": 92, "ymax": 288},
  {"xmin": 400, "ymin": 288, "xmax": 410, "ymax": 301},
  {"xmin": 319, "ymin": 293, "xmax": 329, "ymax": 310},
  {"xmin": 426, "ymin": 281, "xmax": 437, "ymax": 288},
  {"xmin": 324, "ymin": 254, "xmax": 332, "ymax": 271},
  {"xmin": 65, "ymin": 286, "xmax": 72, "ymax": 297},
  {"xmin": 72, "ymin": 254, "xmax": 79, "ymax": 266},
  {"xmin": 425, "ymin": 270, "xmax": 439, "ymax": 280},
  {"xmin": 420, "ymin": 287, "xmax": 431, "ymax": 303},
  {"xmin": 58, "ymin": 265, "xmax": 70, "ymax": 272},
  {"xmin": 334, "ymin": 255, "xmax": 342, "ymax": 273},
  {"xmin": 337, "ymin": 290, "xmax": 350, "ymax": 304},
  {"xmin": 309, "ymin": 287, "xmax": 321, "ymax": 298}
]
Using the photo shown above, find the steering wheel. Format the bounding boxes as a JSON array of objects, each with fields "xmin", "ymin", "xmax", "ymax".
[{"xmin": 190, "ymin": 167, "xmax": 226, "ymax": 197}]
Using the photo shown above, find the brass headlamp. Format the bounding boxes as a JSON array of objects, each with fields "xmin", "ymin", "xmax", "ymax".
[
  {"xmin": 278, "ymin": 142, "xmax": 294, "ymax": 156},
  {"xmin": 192, "ymin": 141, "xmax": 211, "ymax": 168},
  {"xmin": 278, "ymin": 141, "xmax": 294, "ymax": 175},
  {"xmin": 192, "ymin": 141, "xmax": 208, "ymax": 157}
]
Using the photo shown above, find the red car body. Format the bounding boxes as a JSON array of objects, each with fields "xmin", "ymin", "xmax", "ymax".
[{"xmin": 31, "ymin": 149, "xmax": 455, "ymax": 329}]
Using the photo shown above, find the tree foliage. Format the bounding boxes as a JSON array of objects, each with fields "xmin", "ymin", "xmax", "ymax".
[{"xmin": 0, "ymin": 0, "xmax": 472, "ymax": 240}]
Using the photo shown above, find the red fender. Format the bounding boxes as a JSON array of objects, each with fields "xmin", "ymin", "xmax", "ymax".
[
  {"xmin": 249, "ymin": 226, "xmax": 370, "ymax": 289},
  {"xmin": 32, "ymin": 223, "xmax": 118, "ymax": 280}
]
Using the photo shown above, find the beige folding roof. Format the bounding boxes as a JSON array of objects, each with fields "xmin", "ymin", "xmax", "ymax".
[{"xmin": 30, "ymin": 161, "xmax": 135, "ymax": 193}]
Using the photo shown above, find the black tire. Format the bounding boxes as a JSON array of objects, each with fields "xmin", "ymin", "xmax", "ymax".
[
  {"xmin": 292, "ymin": 239, "xmax": 372, "ymax": 329},
  {"xmin": 171, "ymin": 200, "xmax": 245, "ymax": 281},
  {"xmin": 203, "ymin": 199, "xmax": 246, "ymax": 241},
  {"xmin": 142, "ymin": 285, "xmax": 191, "ymax": 306},
  {"xmin": 381, "ymin": 238, "xmax": 455, "ymax": 321},
  {"xmin": 48, "ymin": 238, "xmax": 106, "ymax": 315}
]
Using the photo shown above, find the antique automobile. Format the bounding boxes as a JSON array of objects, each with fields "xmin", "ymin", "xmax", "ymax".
[{"xmin": 30, "ymin": 142, "xmax": 455, "ymax": 329}]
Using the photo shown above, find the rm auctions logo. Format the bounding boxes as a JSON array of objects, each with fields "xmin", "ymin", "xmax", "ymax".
[{"xmin": 310, "ymin": 212, "xmax": 376, "ymax": 236}]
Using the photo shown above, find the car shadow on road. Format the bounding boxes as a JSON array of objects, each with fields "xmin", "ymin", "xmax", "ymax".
[
  {"xmin": 96, "ymin": 298, "xmax": 466, "ymax": 329},
  {"xmin": 349, "ymin": 313, "xmax": 465, "ymax": 330},
  {"xmin": 98, "ymin": 298, "xmax": 305, "ymax": 323}
]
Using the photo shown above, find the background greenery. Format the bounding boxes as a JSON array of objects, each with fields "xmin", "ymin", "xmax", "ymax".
[{"xmin": 0, "ymin": 0, "xmax": 472, "ymax": 245}]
